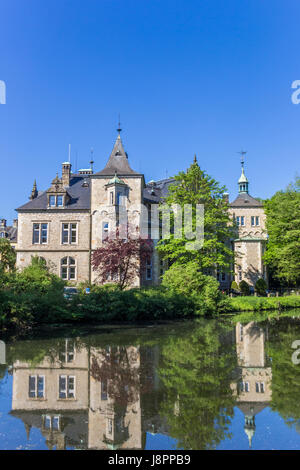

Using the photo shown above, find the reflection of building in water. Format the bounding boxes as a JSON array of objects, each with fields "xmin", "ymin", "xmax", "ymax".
[
  {"xmin": 10, "ymin": 340, "xmax": 142, "ymax": 450},
  {"xmin": 232, "ymin": 322, "xmax": 272, "ymax": 448}
]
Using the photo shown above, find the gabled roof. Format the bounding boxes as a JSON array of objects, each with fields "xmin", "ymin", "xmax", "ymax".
[
  {"xmin": 94, "ymin": 135, "xmax": 140, "ymax": 176},
  {"xmin": 17, "ymin": 175, "xmax": 91, "ymax": 211},
  {"xmin": 230, "ymin": 193, "xmax": 263, "ymax": 208}
]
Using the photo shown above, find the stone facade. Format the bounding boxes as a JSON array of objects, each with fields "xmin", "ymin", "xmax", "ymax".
[{"xmin": 14, "ymin": 131, "xmax": 268, "ymax": 288}]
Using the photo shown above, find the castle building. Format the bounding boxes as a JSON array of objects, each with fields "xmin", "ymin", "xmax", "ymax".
[{"xmin": 14, "ymin": 130, "xmax": 268, "ymax": 288}]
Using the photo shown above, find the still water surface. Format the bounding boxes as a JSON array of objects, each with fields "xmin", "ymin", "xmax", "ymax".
[{"xmin": 1, "ymin": 313, "xmax": 300, "ymax": 450}]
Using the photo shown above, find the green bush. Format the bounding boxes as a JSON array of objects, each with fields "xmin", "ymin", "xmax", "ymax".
[
  {"xmin": 161, "ymin": 261, "xmax": 229, "ymax": 315},
  {"xmin": 239, "ymin": 280, "xmax": 250, "ymax": 296},
  {"xmin": 255, "ymin": 278, "xmax": 267, "ymax": 296}
]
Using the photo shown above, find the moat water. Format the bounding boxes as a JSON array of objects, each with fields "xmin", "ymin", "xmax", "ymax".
[{"xmin": 1, "ymin": 311, "xmax": 300, "ymax": 450}]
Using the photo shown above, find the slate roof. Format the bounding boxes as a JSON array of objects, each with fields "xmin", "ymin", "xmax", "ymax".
[
  {"xmin": 0, "ymin": 225, "xmax": 17, "ymax": 242},
  {"xmin": 17, "ymin": 175, "xmax": 91, "ymax": 211},
  {"xmin": 94, "ymin": 135, "xmax": 141, "ymax": 176},
  {"xmin": 143, "ymin": 178, "xmax": 176, "ymax": 203},
  {"xmin": 230, "ymin": 193, "xmax": 263, "ymax": 208}
]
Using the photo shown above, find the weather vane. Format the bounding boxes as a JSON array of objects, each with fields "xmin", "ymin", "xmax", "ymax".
[
  {"xmin": 238, "ymin": 149, "xmax": 247, "ymax": 167},
  {"xmin": 117, "ymin": 114, "xmax": 122, "ymax": 134}
]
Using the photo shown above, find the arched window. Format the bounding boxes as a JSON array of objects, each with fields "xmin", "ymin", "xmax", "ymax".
[{"xmin": 61, "ymin": 257, "xmax": 76, "ymax": 280}]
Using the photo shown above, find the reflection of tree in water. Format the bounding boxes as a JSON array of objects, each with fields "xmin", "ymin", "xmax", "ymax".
[
  {"xmin": 91, "ymin": 346, "xmax": 140, "ymax": 407},
  {"xmin": 158, "ymin": 321, "xmax": 237, "ymax": 450},
  {"xmin": 91, "ymin": 346, "xmax": 141, "ymax": 448},
  {"xmin": 267, "ymin": 319, "xmax": 300, "ymax": 426}
]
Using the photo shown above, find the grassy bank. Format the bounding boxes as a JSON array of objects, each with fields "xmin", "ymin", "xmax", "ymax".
[{"xmin": 228, "ymin": 295, "xmax": 300, "ymax": 312}]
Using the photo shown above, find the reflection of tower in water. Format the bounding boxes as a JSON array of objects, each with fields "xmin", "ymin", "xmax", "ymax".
[{"xmin": 233, "ymin": 322, "xmax": 272, "ymax": 448}]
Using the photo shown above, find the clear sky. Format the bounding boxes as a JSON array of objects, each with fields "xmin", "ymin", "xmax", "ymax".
[{"xmin": 0, "ymin": 0, "xmax": 300, "ymax": 223}]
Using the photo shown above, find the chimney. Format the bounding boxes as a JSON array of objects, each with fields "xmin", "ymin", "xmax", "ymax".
[
  {"xmin": 62, "ymin": 162, "xmax": 72, "ymax": 187},
  {"xmin": 13, "ymin": 219, "xmax": 18, "ymax": 228},
  {"xmin": 0, "ymin": 219, "xmax": 6, "ymax": 229}
]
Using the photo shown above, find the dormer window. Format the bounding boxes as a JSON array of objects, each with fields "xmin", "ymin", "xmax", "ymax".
[
  {"xmin": 49, "ymin": 195, "xmax": 56, "ymax": 207},
  {"xmin": 57, "ymin": 195, "xmax": 63, "ymax": 207},
  {"xmin": 48, "ymin": 194, "xmax": 65, "ymax": 208}
]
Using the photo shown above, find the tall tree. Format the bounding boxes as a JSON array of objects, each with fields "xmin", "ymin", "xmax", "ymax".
[
  {"xmin": 157, "ymin": 159, "xmax": 235, "ymax": 272},
  {"xmin": 264, "ymin": 176, "xmax": 300, "ymax": 286},
  {"xmin": 92, "ymin": 227, "xmax": 153, "ymax": 290}
]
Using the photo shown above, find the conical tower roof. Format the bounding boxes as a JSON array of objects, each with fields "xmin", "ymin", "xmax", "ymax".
[
  {"xmin": 238, "ymin": 167, "xmax": 248, "ymax": 184},
  {"xmin": 95, "ymin": 134, "xmax": 140, "ymax": 176}
]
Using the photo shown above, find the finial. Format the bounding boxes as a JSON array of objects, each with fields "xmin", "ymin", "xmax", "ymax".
[
  {"xmin": 90, "ymin": 147, "xmax": 94, "ymax": 172},
  {"xmin": 117, "ymin": 114, "xmax": 122, "ymax": 134},
  {"xmin": 238, "ymin": 149, "xmax": 247, "ymax": 167},
  {"xmin": 194, "ymin": 154, "xmax": 197, "ymax": 163}
]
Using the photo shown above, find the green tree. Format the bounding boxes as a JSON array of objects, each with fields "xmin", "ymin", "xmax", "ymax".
[
  {"xmin": 264, "ymin": 176, "xmax": 300, "ymax": 286},
  {"xmin": 161, "ymin": 261, "xmax": 228, "ymax": 315},
  {"xmin": 157, "ymin": 159, "xmax": 235, "ymax": 272},
  {"xmin": 0, "ymin": 239, "xmax": 16, "ymax": 272},
  {"xmin": 158, "ymin": 320, "xmax": 236, "ymax": 449}
]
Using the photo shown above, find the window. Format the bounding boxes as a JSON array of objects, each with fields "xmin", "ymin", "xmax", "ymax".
[
  {"xmin": 239, "ymin": 381, "xmax": 250, "ymax": 392},
  {"xmin": 61, "ymin": 257, "xmax": 76, "ymax": 280},
  {"xmin": 146, "ymin": 258, "xmax": 152, "ymax": 280},
  {"xmin": 240, "ymin": 324, "xmax": 243, "ymax": 341},
  {"xmin": 57, "ymin": 195, "xmax": 63, "ymax": 207},
  {"xmin": 238, "ymin": 265, "xmax": 242, "ymax": 281},
  {"xmin": 101, "ymin": 380, "xmax": 108, "ymax": 401},
  {"xmin": 241, "ymin": 216, "xmax": 245, "ymax": 226},
  {"xmin": 49, "ymin": 195, "xmax": 56, "ymax": 207},
  {"xmin": 236, "ymin": 216, "xmax": 240, "ymax": 226},
  {"xmin": 102, "ymin": 222, "xmax": 109, "ymax": 240},
  {"xmin": 29, "ymin": 375, "xmax": 45, "ymax": 398},
  {"xmin": 110, "ymin": 192, "xmax": 114, "ymax": 205},
  {"xmin": 59, "ymin": 339, "xmax": 74, "ymax": 363},
  {"xmin": 32, "ymin": 223, "xmax": 48, "ymax": 244},
  {"xmin": 62, "ymin": 223, "xmax": 77, "ymax": 244},
  {"xmin": 236, "ymin": 216, "xmax": 245, "ymax": 226},
  {"xmin": 0, "ymin": 232, "xmax": 6, "ymax": 238},
  {"xmin": 107, "ymin": 418, "xmax": 113, "ymax": 436},
  {"xmin": 59, "ymin": 375, "xmax": 75, "ymax": 399},
  {"xmin": 251, "ymin": 216, "xmax": 260, "ymax": 226},
  {"xmin": 49, "ymin": 195, "xmax": 64, "ymax": 207},
  {"xmin": 43, "ymin": 415, "xmax": 60, "ymax": 431},
  {"xmin": 255, "ymin": 382, "xmax": 265, "ymax": 393}
]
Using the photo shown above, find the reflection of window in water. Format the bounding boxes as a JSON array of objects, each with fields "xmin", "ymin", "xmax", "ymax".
[
  {"xmin": 43, "ymin": 415, "xmax": 61, "ymax": 431},
  {"xmin": 59, "ymin": 375, "xmax": 75, "ymax": 399},
  {"xmin": 29, "ymin": 375, "xmax": 45, "ymax": 398},
  {"xmin": 255, "ymin": 381, "xmax": 265, "ymax": 393},
  {"xmin": 239, "ymin": 381, "xmax": 250, "ymax": 392},
  {"xmin": 107, "ymin": 418, "xmax": 113, "ymax": 436},
  {"xmin": 59, "ymin": 339, "xmax": 75, "ymax": 363},
  {"xmin": 101, "ymin": 380, "xmax": 108, "ymax": 400},
  {"xmin": 116, "ymin": 416, "xmax": 125, "ymax": 433}
]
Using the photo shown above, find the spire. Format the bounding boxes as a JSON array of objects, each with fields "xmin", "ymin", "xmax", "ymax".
[
  {"xmin": 94, "ymin": 129, "xmax": 139, "ymax": 176},
  {"xmin": 194, "ymin": 154, "xmax": 197, "ymax": 163},
  {"xmin": 238, "ymin": 150, "xmax": 249, "ymax": 194},
  {"xmin": 29, "ymin": 179, "xmax": 38, "ymax": 200}
]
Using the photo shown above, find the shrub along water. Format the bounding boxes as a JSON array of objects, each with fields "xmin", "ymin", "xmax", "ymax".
[{"xmin": 0, "ymin": 259, "xmax": 299, "ymax": 330}]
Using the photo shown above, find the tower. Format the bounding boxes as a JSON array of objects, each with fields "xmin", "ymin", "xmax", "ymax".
[{"xmin": 238, "ymin": 151, "xmax": 249, "ymax": 194}]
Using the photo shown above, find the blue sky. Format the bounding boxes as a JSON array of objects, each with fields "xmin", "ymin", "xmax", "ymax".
[{"xmin": 0, "ymin": 0, "xmax": 300, "ymax": 223}]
